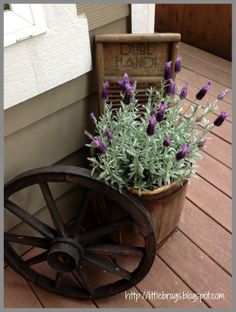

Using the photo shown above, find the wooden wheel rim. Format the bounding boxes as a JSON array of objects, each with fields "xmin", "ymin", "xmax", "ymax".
[{"xmin": 4, "ymin": 165, "xmax": 156, "ymax": 299}]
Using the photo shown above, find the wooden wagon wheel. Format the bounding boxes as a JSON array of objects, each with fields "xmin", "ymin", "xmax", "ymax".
[{"xmin": 4, "ymin": 166, "xmax": 156, "ymax": 299}]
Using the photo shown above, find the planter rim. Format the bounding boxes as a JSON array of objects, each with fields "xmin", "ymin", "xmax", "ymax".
[{"xmin": 129, "ymin": 180, "xmax": 187, "ymax": 197}]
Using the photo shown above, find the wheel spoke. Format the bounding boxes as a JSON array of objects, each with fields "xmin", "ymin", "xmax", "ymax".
[
  {"xmin": 86, "ymin": 244, "xmax": 144, "ymax": 257},
  {"xmin": 22, "ymin": 251, "xmax": 48, "ymax": 268},
  {"xmin": 5, "ymin": 200, "xmax": 56, "ymax": 240},
  {"xmin": 72, "ymin": 266, "xmax": 95, "ymax": 296},
  {"xmin": 55, "ymin": 272, "xmax": 63, "ymax": 289},
  {"xmin": 4, "ymin": 233, "xmax": 50, "ymax": 249},
  {"xmin": 73, "ymin": 189, "xmax": 91, "ymax": 238},
  {"xmin": 39, "ymin": 182, "xmax": 65, "ymax": 236},
  {"xmin": 84, "ymin": 254, "xmax": 131, "ymax": 280},
  {"xmin": 79, "ymin": 217, "xmax": 133, "ymax": 245}
]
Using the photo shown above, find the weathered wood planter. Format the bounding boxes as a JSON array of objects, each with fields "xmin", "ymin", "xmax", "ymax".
[{"xmin": 94, "ymin": 181, "xmax": 188, "ymax": 248}]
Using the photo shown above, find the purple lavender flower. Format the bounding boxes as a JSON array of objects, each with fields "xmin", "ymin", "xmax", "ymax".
[
  {"xmin": 213, "ymin": 111, "xmax": 229, "ymax": 127},
  {"xmin": 197, "ymin": 138, "xmax": 206, "ymax": 148},
  {"xmin": 164, "ymin": 61, "xmax": 172, "ymax": 80},
  {"xmin": 159, "ymin": 102, "xmax": 168, "ymax": 112},
  {"xmin": 176, "ymin": 144, "xmax": 190, "ymax": 161},
  {"xmin": 174, "ymin": 56, "xmax": 182, "ymax": 73},
  {"xmin": 155, "ymin": 111, "xmax": 164, "ymax": 122},
  {"xmin": 147, "ymin": 115, "xmax": 157, "ymax": 136},
  {"xmin": 101, "ymin": 81, "xmax": 109, "ymax": 100},
  {"xmin": 118, "ymin": 73, "xmax": 135, "ymax": 104},
  {"xmin": 168, "ymin": 79, "xmax": 176, "ymax": 95},
  {"xmin": 123, "ymin": 82, "xmax": 133, "ymax": 105},
  {"xmin": 196, "ymin": 82, "xmax": 211, "ymax": 100},
  {"xmin": 90, "ymin": 112, "xmax": 97, "ymax": 124},
  {"xmin": 179, "ymin": 82, "xmax": 188, "ymax": 99},
  {"xmin": 217, "ymin": 89, "xmax": 229, "ymax": 101},
  {"xmin": 118, "ymin": 73, "xmax": 130, "ymax": 91},
  {"xmin": 163, "ymin": 136, "xmax": 171, "ymax": 147},
  {"xmin": 105, "ymin": 125, "xmax": 113, "ymax": 141},
  {"xmin": 92, "ymin": 136, "xmax": 107, "ymax": 153},
  {"xmin": 84, "ymin": 130, "xmax": 93, "ymax": 140}
]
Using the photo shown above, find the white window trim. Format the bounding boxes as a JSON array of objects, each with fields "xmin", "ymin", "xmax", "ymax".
[
  {"xmin": 131, "ymin": 4, "xmax": 155, "ymax": 34},
  {"xmin": 4, "ymin": 4, "xmax": 47, "ymax": 47},
  {"xmin": 4, "ymin": 4, "xmax": 92, "ymax": 110}
]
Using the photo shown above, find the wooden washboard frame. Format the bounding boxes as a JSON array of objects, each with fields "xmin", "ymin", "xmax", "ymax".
[{"xmin": 95, "ymin": 33, "xmax": 181, "ymax": 114}]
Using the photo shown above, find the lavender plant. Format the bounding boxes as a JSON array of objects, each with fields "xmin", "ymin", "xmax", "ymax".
[{"xmin": 85, "ymin": 58, "xmax": 229, "ymax": 193}]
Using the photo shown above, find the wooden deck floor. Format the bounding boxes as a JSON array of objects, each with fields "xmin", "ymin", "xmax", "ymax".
[{"xmin": 4, "ymin": 43, "xmax": 232, "ymax": 308}]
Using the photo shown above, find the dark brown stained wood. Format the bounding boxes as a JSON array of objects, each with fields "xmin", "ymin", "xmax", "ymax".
[
  {"xmin": 196, "ymin": 152, "xmax": 232, "ymax": 198},
  {"xmin": 177, "ymin": 77, "xmax": 232, "ymax": 122},
  {"xmin": 155, "ymin": 4, "xmax": 185, "ymax": 34},
  {"xmin": 179, "ymin": 42, "xmax": 232, "ymax": 73},
  {"xmin": 137, "ymin": 256, "xmax": 207, "ymax": 308},
  {"xmin": 155, "ymin": 4, "xmax": 232, "ymax": 61},
  {"xmin": 84, "ymin": 254, "xmax": 132, "ymax": 280},
  {"xmin": 86, "ymin": 244, "xmax": 144, "ymax": 257},
  {"xmin": 95, "ymin": 33, "xmax": 181, "ymax": 114},
  {"xmin": 22, "ymin": 251, "xmax": 48, "ymax": 268},
  {"xmin": 39, "ymin": 182, "xmax": 65, "ymax": 236},
  {"xmin": 181, "ymin": 53, "xmax": 231, "ymax": 87},
  {"xmin": 25, "ymin": 249, "xmax": 97, "ymax": 308},
  {"xmin": 186, "ymin": 175, "xmax": 232, "ymax": 233},
  {"xmin": 79, "ymin": 217, "xmax": 134, "ymax": 245},
  {"xmin": 91, "ymin": 256, "xmax": 151, "ymax": 308},
  {"xmin": 180, "ymin": 200, "xmax": 232, "ymax": 274},
  {"xmin": 158, "ymin": 231, "xmax": 232, "ymax": 307},
  {"xmin": 4, "ymin": 166, "xmax": 156, "ymax": 300},
  {"xmin": 5, "ymin": 200, "xmax": 57, "ymax": 240},
  {"xmin": 4, "ymin": 233, "xmax": 50, "ymax": 249},
  {"xmin": 4, "ymin": 267, "xmax": 42, "ymax": 308},
  {"xmin": 179, "ymin": 68, "xmax": 232, "ymax": 104}
]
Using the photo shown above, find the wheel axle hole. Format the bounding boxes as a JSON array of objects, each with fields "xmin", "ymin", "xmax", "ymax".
[{"xmin": 58, "ymin": 254, "xmax": 69, "ymax": 264}]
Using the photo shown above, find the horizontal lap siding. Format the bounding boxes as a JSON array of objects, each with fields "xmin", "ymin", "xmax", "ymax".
[{"xmin": 4, "ymin": 12, "xmax": 130, "ymax": 233}]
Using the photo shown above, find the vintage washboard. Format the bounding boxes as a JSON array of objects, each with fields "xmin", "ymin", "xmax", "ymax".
[{"xmin": 95, "ymin": 33, "xmax": 181, "ymax": 114}]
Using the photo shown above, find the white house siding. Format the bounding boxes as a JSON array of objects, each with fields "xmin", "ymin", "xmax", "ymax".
[{"xmin": 4, "ymin": 6, "xmax": 130, "ymax": 248}]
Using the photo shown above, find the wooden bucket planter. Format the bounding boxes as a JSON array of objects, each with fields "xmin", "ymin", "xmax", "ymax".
[{"xmin": 94, "ymin": 181, "xmax": 188, "ymax": 248}]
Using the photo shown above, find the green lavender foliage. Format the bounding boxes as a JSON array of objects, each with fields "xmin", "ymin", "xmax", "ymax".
[{"xmin": 86, "ymin": 82, "xmax": 218, "ymax": 192}]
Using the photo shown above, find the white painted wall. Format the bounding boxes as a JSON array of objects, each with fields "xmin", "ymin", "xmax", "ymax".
[
  {"xmin": 4, "ymin": 4, "xmax": 92, "ymax": 109},
  {"xmin": 131, "ymin": 4, "xmax": 155, "ymax": 34}
]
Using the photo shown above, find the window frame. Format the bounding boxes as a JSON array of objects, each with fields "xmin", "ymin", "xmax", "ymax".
[
  {"xmin": 4, "ymin": 4, "xmax": 47, "ymax": 47},
  {"xmin": 4, "ymin": 4, "xmax": 92, "ymax": 110}
]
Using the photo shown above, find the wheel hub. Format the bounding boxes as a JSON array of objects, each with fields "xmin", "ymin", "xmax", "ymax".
[{"xmin": 47, "ymin": 238, "xmax": 84, "ymax": 272}]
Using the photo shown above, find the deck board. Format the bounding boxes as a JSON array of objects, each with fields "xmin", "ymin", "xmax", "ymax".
[
  {"xmin": 137, "ymin": 256, "xmax": 207, "ymax": 308},
  {"xmin": 186, "ymin": 175, "xmax": 232, "ymax": 233},
  {"xmin": 4, "ymin": 267, "xmax": 43, "ymax": 308},
  {"xmin": 180, "ymin": 200, "xmax": 232, "ymax": 274},
  {"xmin": 180, "ymin": 68, "xmax": 232, "ymax": 104},
  {"xmin": 4, "ymin": 43, "xmax": 232, "ymax": 308},
  {"xmin": 197, "ymin": 152, "xmax": 232, "ymax": 198},
  {"xmin": 180, "ymin": 43, "xmax": 232, "ymax": 73},
  {"xmin": 158, "ymin": 231, "xmax": 232, "ymax": 308},
  {"xmin": 177, "ymin": 77, "xmax": 232, "ymax": 122},
  {"xmin": 181, "ymin": 54, "xmax": 231, "ymax": 87},
  {"xmin": 202, "ymin": 133, "xmax": 232, "ymax": 168}
]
